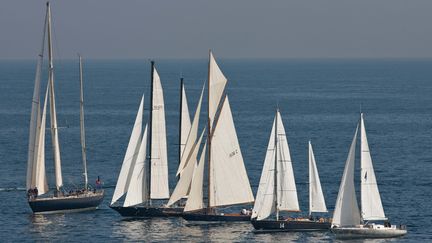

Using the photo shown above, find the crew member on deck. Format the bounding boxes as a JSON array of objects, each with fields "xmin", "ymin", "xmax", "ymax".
[{"xmin": 95, "ymin": 176, "xmax": 102, "ymax": 190}]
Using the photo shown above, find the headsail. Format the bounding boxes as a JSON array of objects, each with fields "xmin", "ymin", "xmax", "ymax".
[
  {"xmin": 309, "ymin": 141, "xmax": 327, "ymax": 214},
  {"xmin": 111, "ymin": 96, "xmax": 144, "ymax": 205},
  {"xmin": 184, "ymin": 142, "xmax": 207, "ymax": 212},
  {"xmin": 180, "ymin": 81, "xmax": 192, "ymax": 162},
  {"xmin": 209, "ymin": 96, "xmax": 254, "ymax": 207},
  {"xmin": 360, "ymin": 113, "xmax": 386, "ymax": 221},
  {"xmin": 332, "ymin": 125, "xmax": 361, "ymax": 227},
  {"xmin": 150, "ymin": 68, "xmax": 169, "ymax": 199}
]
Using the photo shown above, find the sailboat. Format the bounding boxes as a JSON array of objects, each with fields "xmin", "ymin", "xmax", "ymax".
[
  {"xmin": 251, "ymin": 109, "xmax": 331, "ymax": 231},
  {"xmin": 331, "ymin": 113, "xmax": 407, "ymax": 238},
  {"xmin": 26, "ymin": 3, "xmax": 104, "ymax": 214},
  {"xmin": 181, "ymin": 51, "xmax": 255, "ymax": 222},
  {"xmin": 110, "ymin": 61, "xmax": 182, "ymax": 217}
]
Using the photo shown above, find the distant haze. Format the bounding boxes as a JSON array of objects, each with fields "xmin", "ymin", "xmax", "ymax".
[{"xmin": 1, "ymin": 0, "xmax": 432, "ymax": 59}]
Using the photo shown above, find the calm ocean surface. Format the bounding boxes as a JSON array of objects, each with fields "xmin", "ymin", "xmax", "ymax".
[{"xmin": 0, "ymin": 59, "xmax": 431, "ymax": 242}]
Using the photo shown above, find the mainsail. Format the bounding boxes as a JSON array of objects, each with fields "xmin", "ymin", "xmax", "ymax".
[
  {"xmin": 208, "ymin": 52, "xmax": 227, "ymax": 128},
  {"xmin": 360, "ymin": 113, "xmax": 386, "ymax": 221},
  {"xmin": 332, "ymin": 125, "xmax": 361, "ymax": 227},
  {"xmin": 309, "ymin": 141, "xmax": 327, "ymax": 214},
  {"xmin": 79, "ymin": 55, "xmax": 88, "ymax": 189}
]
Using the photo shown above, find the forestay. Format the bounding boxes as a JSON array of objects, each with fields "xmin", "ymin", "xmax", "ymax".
[
  {"xmin": 309, "ymin": 141, "xmax": 327, "ymax": 214},
  {"xmin": 184, "ymin": 142, "xmax": 207, "ymax": 212}
]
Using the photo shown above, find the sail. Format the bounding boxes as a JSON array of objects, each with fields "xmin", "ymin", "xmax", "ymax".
[
  {"xmin": 209, "ymin": 96, "xmax": 254, "ymax": 207},
  {"xmin": 184, "ymin": 142, "xmax": 207, "ymax": 212},
  {"xmin": 150, "ymin": 68, "xmax": 169, "ymax": 199},
  {"xmin": 124, "ymin": 124, "xmax": 149, "ymax": 207},
  {"xmin": 167, "ymin": 129, "xmax": 205, "ymax": 207},
  {"xmin": 180, "ymin": 83, "xmax": 192, "ymax": 161},
  {"xmin": 208, "ymin": 51, "xmax": 227, "ymax": 128},
  {"xmin": 27, "ymin": 8, "xmax": 47, "ymax": 190},
  {"xmin": 47, "ymin": 4, "xmax": 63, "ymax": 190},
  {"xmin": 309, "ymin": 141, "xmax": 327, "ymax": 214},
  {"xmin": 332, "ymin": 125, "xmax": 361, "ymax": 227},
  {"xmin": 79, "ymin": 55, "xmax": 88, "ymax": 189},
  {"xmin": 252, "ymin": 116, "xmax": 277, "ymax": 220},
  {"xmin": 275, "ymin": 111, "xmax": 300, "ymax": 212},
  {"xmin": 111, "ymin": 96, "xmax": 144, "ymax": 205},
  {"xmin": 360, "ymin": 113, "xmax": 386, "ymax": 221}
]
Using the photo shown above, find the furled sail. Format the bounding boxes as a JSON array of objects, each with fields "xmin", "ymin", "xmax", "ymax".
[
  {"xmin": 184, "ymin": 142, "xmax": 207, "ymax": 212},
  {"xmin": 360, "ymin": 113, "xmax": 386, "ymax": 221},
  {"xmin": 111, "ymin": 96, "xmax": 144, "ymax": 205},
  {"xmin": 275, "ymin": 111, "xmax": 299, "ymax": 212},
  {"xmin": 180, "ymin": 83, "xmax": 192, "ymax": 161},
  {"xmin": 167, "ymin": 129, "xmax": 205, "ymax": 207},
  {"xmin": 209, "ymin": 96, "xmax": 254, "ymax": 207},
  {"xmin": 208, "ymin": 51, "xmax": 227, "ymax": 128},
  {"xmin": 176, "ymin": 84, "xmax": 205, "ymax": 176},
  {"xmin": 79, "ymin": 55, "xmax": 88, "ymax": 189},
  {"xmin": 150, "ymin": 68, "xmax": 169, "ymax": 199},
  {"xmin": 332, "ymin": 125, "xmax": 361, "ymax": 227},
  {"xmin": 124, "ymin": 124, "xmax": 149, "ymax": 207},
  {"xmin": 309, "ymin": 141, "xmax": 327, "ymax": 214}
]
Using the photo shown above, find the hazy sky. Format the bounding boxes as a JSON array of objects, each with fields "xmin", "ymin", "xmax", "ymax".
[{"xmin": 1, "ymin": 0, "xmax": 432, "ymax": 59}]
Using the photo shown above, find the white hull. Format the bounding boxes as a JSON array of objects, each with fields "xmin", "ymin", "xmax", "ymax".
[{"xmin": 332, "ymin": 226, "xmax": 407, "ymax": 239}]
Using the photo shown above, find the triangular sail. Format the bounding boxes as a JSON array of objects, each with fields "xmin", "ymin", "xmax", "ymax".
[
  {"xmin": 332, "ymin": 125, "xmax": 361, "ymax": 227},
  {"xmin": 275, "ymin": 111, "xmax": 299, "ymax": 212},
  {"xmin": 360, "ymin": 113, "xmax": 386, "ymax": 221},
  {"xmin": 184, "ymin": 142, "xmax": 207, "ymax": 212},
  {"xmin": 208, "ymin": 51, "xmax": 227, "ymax": 128},
  {"xmin": 176, "ymin": 84, "xmax": 205, "ymax": 176},
  {"xmin": 111, "ymin": 96, "xmax": 144, "ymax": 205},
  {"xmin": 167, "ymin": 129, "xmax": 205, "ymax": 207},
  {"xmin": 309, "ymin": 141, "xmax": 327, "ymax": 214},
  {"xmin": 79, "ymin": 55, "xmax": 88, "ymax": 189},
  {"xmin": 124, "ymin": 124, "xmax": 149, "ymax": 207},
  {"xmin": 209, "ymin": 96, "xmax": 254, "ymax": 207},
  {"xmin": 180, "ymin": 83, "xmax": 192, "ymax": 162},
  {"xmin": 252, "ymin": 116, "xmax": 277, "ymax": 220},
  {"xmin": 150, "ymin": 68, "xmax": 169, "ymax": 199}
]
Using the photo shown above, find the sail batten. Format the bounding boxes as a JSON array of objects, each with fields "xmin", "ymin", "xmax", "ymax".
[{"xmin": 309, "ymin": 141, "xmax": 327, "ymax": 214}]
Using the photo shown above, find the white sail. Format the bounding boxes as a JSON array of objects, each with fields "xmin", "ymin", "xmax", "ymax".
[
  {"xmin": 150, "ymin": 68, "xmax": 169, "ymax": 199},
  {"xmin": 111, "ymin": 96, "xmax": 144, "ymax": 205},
  {"xmin": 79, "ymin": 55, "xmax": 88, "ymax": 189},
  {"xmin": 360, "ymin": 113, "xmax": 386, "ymax": 221},
  {"xmin": 176, "ymin": 84, "xmax": 205, "ymax": 176},
  {"xmin": 124, "ymin": 124, "xmax": 149, "ymax": 207},
  {"xmin": 180, "ymin": 83, "xmax": 192, "ymax": 161},
  {"xmin": 208, "ymin": 51, "xmax": 227, "ymax": 128},
  {"xmin": 184, "ymin": 142, "xmax": 207, "ymax": 212},
  {"xmin": 252, "ymin": 116, "xmax": 277, "ymax": 220},
  {"xmin": 275, "ymin": 111, "xmax": 300, "ymax": 212},
  {"xmin": 47, "ymin": 5, "xmax": 63, "ymax": 190},
  {"xmin": 167, "ymin": 129, "xmax": 205, "ymax": 207},
  {"xmin": 309, "ymin": 141, "xmax": 327, "ymax": 214},
  {"xmin": 27, "ymin": 8, "xmax": 47, "ymax": 190},
  {"xmin": 332, "ymin": 125, "xmax": 361, "ymax": 227},
  {"xmin": 209, "ymin": 96, "xmax": 254, "ymax": 207}
]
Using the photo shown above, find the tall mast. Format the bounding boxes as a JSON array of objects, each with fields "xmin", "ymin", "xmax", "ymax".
[
  {"xmin": 178, "ymin": 77, "xmax": 184, "ymax": 181},
  {"xmin": 207, "ymin": 50, "xmax": 212, "ymax": 210},
  {"xmin": 274, "ymin": 108, "xmax": 279, "ymax": 220},
  {"xmin": 78, "ymin": 55, "xmax": 88, "ymax": 189},
  {"xmin": 148, "ymin": 60, "xmax": 155, "ymax": 203}
]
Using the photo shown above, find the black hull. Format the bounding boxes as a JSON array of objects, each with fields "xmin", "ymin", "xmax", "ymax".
[
  {"xmin": 110, "ymin": 206, "xmax": 183, "ymax": 218},
  {"xmin": 28, "ymin": 191, "xmax": 104, "ymax": 214},
  {"xmin": 252, "ymin": 219, "xmax": 331, "ymax": 232},
  {"xmin": 182, "ymin": 212, "xmax": 251, "ymax": 222}
]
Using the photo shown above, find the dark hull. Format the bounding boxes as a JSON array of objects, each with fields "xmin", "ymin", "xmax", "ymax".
[
  {"xmin": 110, "ymin": 206, "xmax": 183, "ymax": 218},
  {"xmin": 182, "ymin": 212, "xmax": 251, "ymax": 222},
  {"xmin": 252, "ymin": 219, "xmax": 331, "ymax": 232},
  {"xmin": 28, "ymin": 191, "xmax": 104, "ymax": 214}
]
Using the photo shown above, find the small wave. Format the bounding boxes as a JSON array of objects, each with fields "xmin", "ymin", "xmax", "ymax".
[{"xmin": 0, "ymin": 187, "xmax": 26, "ymax": 192}]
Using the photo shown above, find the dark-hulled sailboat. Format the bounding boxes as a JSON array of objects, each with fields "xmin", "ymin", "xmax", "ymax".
[
  {"xmin": 251, "ymin": 109, "xmax": 331, "ymax": 231},
  {"xmin": 181, "ymin": 51, "xmax": 255, "ymax": 222},
  {"xmin": 26, "ymin": 3, "xmax": 104, "ymax": 214}
]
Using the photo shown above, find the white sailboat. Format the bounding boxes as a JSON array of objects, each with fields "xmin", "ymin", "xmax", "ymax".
[
  {"xmin": 251, "ymin": 110, "xmax": 331, "ymax": 231},
  {"xmin": 110, "ymin": 61, "xmax": 182, "ymax": 217},
  {"xmin": 331, "ymin": 113, "xmax": 407, "ymax": 238},
  {"xmin": 181, "ymin": 51, "xmax": 255, "ymax": 222},
  {"xmin": 26, "ymin": 2, "xmax": 104, "ymax": 214}
]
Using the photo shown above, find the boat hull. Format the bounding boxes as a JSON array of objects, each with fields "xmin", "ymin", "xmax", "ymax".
[
  {"xmin": 182, "ymin": 212, "xmax": 251, "ymax": 222},
  {"xmin": 331, "ymin": 227, "xmax": 407, "ymax": 239},
  {"xmin": 252, "ymin": 219, "xmax": 331, "ymax": 232},
  {"xmin": 110, "ymin": 206, "xmax": 183, "ymax": 218},
  {"xmin": 28, "ymin": 191, "xmax": 104, "ymax": 214}
]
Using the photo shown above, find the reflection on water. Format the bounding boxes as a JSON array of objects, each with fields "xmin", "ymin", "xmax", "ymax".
[{"xmin": 28, "ymin": 214, "xmax": 65, "ymax": 241}]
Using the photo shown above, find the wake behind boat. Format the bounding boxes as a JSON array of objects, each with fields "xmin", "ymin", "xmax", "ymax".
[
  {"xmin": 26, "ymin": 2, "xmax": 104, "ymax": 214},
  {"xmin": 331, "ymin": 113, "xmax": 407, "ymax": 238}
]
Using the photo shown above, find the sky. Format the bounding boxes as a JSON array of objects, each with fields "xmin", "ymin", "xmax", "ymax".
[{"xmin": 1, "ymin": 0, "xmax": 432, "ymax": 59}]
